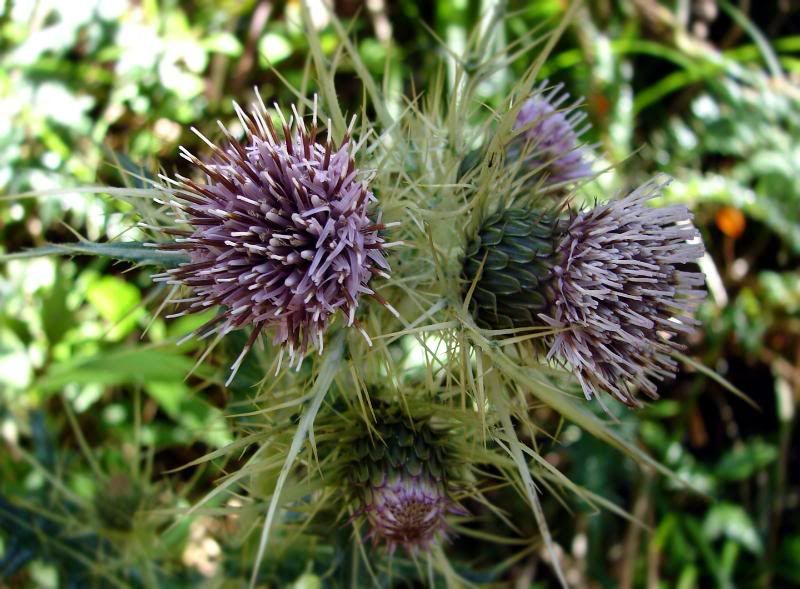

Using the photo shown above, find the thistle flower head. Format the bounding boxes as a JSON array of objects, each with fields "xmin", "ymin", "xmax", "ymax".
[
  {"xmin": 346, "ymin": 411, "xmax": 459, "ymax": 553},
  {"xmin": 463, "ymin": 178, "xmax": 706, "ymax": 406},
  {"xmin": 153, "ymin": 95, "xmax": 390, "ymax": 380},
  {"xmin": 363, "ymin": 469, "xmax": 450, "ymax": 553},
  {"xmin": 541, "ymin": 180, "xmax": 706, "ymax": 406},
  {"xmin": 513, "ymin": 81, "xmax": 592, "ymax": 186}
]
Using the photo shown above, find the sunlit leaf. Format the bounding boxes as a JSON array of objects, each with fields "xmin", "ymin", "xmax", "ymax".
[
  {"xmin": 86, "ymin": 276, "xmax": 142, "ymax": 341},
  {"xmin": 702, "ymin": 502, "xmax": 764, "ymax": 555}
]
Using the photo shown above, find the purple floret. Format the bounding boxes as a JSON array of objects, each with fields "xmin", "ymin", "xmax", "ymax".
[
  {"xmin": 363, "ymin": 471, "xmax": 454, "ymax": 554},
  {"xmin": 540, "ymin": 179, "xmax": 706, "ymax": 406},
  {"xmin": 514, "ymin": 82, "xmax": 593, "ymax": 186}
]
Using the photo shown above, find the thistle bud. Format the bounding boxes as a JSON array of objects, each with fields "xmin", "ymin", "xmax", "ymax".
[
  {"xmin": 93, "ymin": 474, "xmax": 143, "ymax": 532},
  {"xmin": 152, "ymin": 96, "xmax": 390, "ymax": 382},
  {"xmin": 345, "ymin": 411, "xmax": 459, "ymax": 553},
  {"xmin": 463, "ymin": 179, "xmax": 706, "ymax": 406},
  {"xmin": 512, "ymin": 82, "xmax": 592, "ymax": 186}
]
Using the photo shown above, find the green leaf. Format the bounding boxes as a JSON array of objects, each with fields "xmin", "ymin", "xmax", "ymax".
[
  {"xmin": 102, "ymin": 147, "xmax": 158, "ymax": 189},
  {"xmin": 702, "ymin": 503, "xmax": 764, "ymax": 555},
  {"xmin": 146, "ymin": 381, "xmax": 188, "ymax": 417},
  {"xmin": 40, "ymin": 270, "xmax": 73, "ymax": 346},
  {"xmin": 37, "ymin": 347, "xmax": 211, "ymax": 393},
  {"xmin": 86, "ymin": 276, "xmax": 142, "ymax": 341},
  {"xmin": 719, "ymin": 1, "xmax": 784, "ymax": 78},
  {"xmin": 174, "ymin": 397, "xmax": 232, "ymax": 448},
  {"xmin": 203, "ymin": 32, "xmax": 242, "ymax": 57},
  {"xmin": 2, "ymin": 242, "xmax": 188, "ymax": 267},
  {"xmin": 676, "ymin": 565, "xmax": 698, "ymax": 589},
  {"xmin": 147, "ymin": 381, "xmax": 230, "ymax": 447},
  {"xmin": 259, "ymin": 33, "xmax": 292, "ymax": 65},
  {"xmin": 778, "ymin": 535, "xmax": 800, "ymax": 584},
  {"xmin": 1, "ymin": 315, "xmax": 33, "ymax": 347},
  {"xmin": 715, "ymin": 439, "xmax": 778, "ymax": 481}
]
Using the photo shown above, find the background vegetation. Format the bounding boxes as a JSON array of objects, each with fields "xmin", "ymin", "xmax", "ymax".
[{"xmin": 1, "ymin": 0, "xmax": 799, "ymax": 587}]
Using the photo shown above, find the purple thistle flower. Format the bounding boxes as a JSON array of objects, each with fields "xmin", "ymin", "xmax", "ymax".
[
  {"xmin": 539, "ymin": 179, "xmax": 706, "ymax": 407},
  {"xmin": 151, "ymin": 95, "xmax": 391, "ymax": 383},
  {"xmin": 363, "ymin": 470, "xmax": 453, "ymax": 554},
  {"xmin": 463, "ymin": 178, "xmax": 706, "ymax": 406},
  {"xmin": 513, "ymin": 81, "xmax": 593, "ymax": 186},
  {"xmin": 344, "ymin": 410, "xmax": 463, "ymax": 553}
]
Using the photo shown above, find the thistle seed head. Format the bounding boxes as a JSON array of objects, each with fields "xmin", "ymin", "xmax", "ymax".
[
  {"xmin": 540, "ymin": 179, "xmax": 706, "ymax": 406},
  {"xmin": 152, "ymin": 95, "xmax": 390, "ymax": 381},
  {"xmin": 513, "ymin": 81, "xmax": 592, "ymax": 186}
]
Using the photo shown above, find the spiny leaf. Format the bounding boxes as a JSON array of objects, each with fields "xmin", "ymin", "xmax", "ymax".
[
  {"xmin": 249, "ymin": 330, "xmax": 346, "ymax": 588},
  {"xmin": 2, "ymin": 241, "xmax": 188, "ymax": 267},
  {"xmin": 493, "ymin": 386, "xmax": 568, "ymax": 589}
]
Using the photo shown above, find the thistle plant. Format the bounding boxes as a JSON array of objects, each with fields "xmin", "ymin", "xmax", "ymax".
[
  {"xmin": 512, "ymin": 81, "xmax": 593, "ymax": 188},
  {"xmin": 462, "ymin": 207, "xmax": 563, "ymax": 330},
  {"xmin": 540, "ymin": 181, "xmax": 706, "ymax": 406},
  {"xmin": 4, "ymin": 3, "xmax": 722, "ymax": 587},
  {"xmin": 457, "ymin": 81, "xmax": 593, "ymax": 194}
]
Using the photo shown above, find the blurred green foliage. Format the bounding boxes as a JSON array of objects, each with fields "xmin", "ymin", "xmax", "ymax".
[{"xmin": 2, "ymin": 1, "xmax": 800, "ymax": 587}]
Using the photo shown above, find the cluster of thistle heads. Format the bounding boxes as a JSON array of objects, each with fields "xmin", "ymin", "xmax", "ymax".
[{"xmin": 150, "ymin": 81, "xmax": 705, "ymax": 555}]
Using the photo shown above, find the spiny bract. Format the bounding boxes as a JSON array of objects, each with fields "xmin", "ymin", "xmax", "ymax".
[{"xmin": 462, "ymin": 207, "xmax": 563, "ymax": 330}]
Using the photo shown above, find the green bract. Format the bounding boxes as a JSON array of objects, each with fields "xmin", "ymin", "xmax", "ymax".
[{"xmin": 463, "ymin": 207, "xmax": 563, "ymax": 330}]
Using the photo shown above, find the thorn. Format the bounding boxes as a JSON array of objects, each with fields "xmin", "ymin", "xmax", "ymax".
[
  {"xmin": 347, "ymin": 114, "xmax": 358, "ymax": 136},
  {"xmin": 312, "ymin": 94, "xmax": 318, "ymax": 128},
  {"xmin": 358, "ymin": 326, "xmax": 372, "ymax": 346}
]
